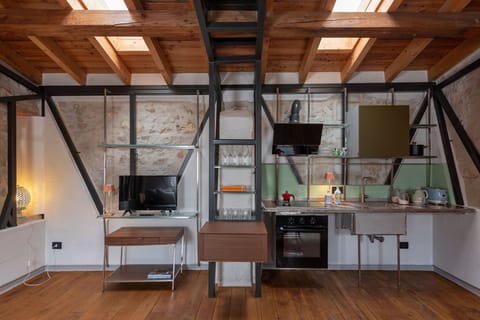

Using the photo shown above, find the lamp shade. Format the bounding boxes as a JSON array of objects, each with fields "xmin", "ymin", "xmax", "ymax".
[
  {"xmin": 103, "ymin": 184, "xmax": 116, "ymax": 193},
  {"xmin": 16, "ymin": 185, "xmax": 31, "ymax": 210},
  {"xmin": 324, "ymin": 172, "xmax": 335, "ymax": 182}
]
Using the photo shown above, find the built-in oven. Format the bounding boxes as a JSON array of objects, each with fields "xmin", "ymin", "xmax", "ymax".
[{"xmin": 275, "ymin": 215, "xmax": 328, "ymax": 269}]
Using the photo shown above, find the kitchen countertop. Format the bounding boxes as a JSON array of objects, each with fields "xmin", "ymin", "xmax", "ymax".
[{"xmin": 262, "ymin": 200, "xmax": 477, "ymax": 214}]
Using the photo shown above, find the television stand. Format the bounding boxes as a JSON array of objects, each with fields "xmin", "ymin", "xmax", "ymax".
[{"xmin": 103, "ymin": 226, "xmax": 185, "ymax": 291}]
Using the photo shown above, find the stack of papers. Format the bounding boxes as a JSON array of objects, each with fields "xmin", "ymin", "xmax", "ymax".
[{"xmin": 147, "ymin": 269, "xmax": 172, "ymax": 280}]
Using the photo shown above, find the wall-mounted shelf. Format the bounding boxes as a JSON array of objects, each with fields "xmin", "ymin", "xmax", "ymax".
[
  {"xmin": 410, "ymin": 124, "xmax": 437, "ymax": 129},
  {"xmin": 98, "ymin": 143, "xmax": 197, "ymax": 150},
  {"xmin": 214, "ymin": 165, "xmax": 256, "ymax": 169},
  {"xmin": 214, "ymin": 190, "xmax": 256, "ymax": 195},
  {"xmin": 213, "ymin": 139, "xmax": 256, "ymax": 145},
  {"xmin": 100, "ymin": 211, "xmax": 198, "ymax": 219}
]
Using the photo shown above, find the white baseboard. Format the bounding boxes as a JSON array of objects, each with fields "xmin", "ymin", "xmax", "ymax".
[
  {"xmin": 328, "ymin": 264, "xmax": 434, "ymax": 271},
  {"xmin": 434, "ymin": 266, "xmax": 480, "ymax": 297},
  {"xmin": 0, "ymin": 266, "xmax": 46, "ymax": 295},
  {"xmin": 2, "ymin": 264, "xmax": 478, "ymax": 298},
  {"xmin": 46, "ymin": 264, "xmax": 207, "ymax": 272}
]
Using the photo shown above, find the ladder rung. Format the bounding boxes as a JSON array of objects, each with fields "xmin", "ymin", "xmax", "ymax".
[
  {"xmin": 212, "ymin": 37, "xmax": 257, "ymax": 47},
  {"xmin": 207, "ymin": 22, "xmax": 258, "ymax": 33},
  {"xmin": 206, "ymin": 0, "xmax": 257, "ymax": 11},
  {"xmin": 214, "ymin": 55, "xmax": 257, "ymax": 64}
]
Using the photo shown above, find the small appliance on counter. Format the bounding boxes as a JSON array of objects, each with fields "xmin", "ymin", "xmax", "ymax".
[
  {"xmin": 411, "ymin": 187, "xmax": 428, "ymax": 205},
  {"xmin": 426, "ymin": 187, "xmax": 448, "ymax": 205},
  {"xmin": 281, "ymin": 191, "xmax": 295, "ymax": 206}
]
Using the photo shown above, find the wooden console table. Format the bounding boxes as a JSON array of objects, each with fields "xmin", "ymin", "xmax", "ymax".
[
  {"xmin": 103, "ymin": 226, "xmax": 185, "ymax": 291},
  {"xmin": 198, "ymin": 221, "xmax": 267, "ymax": 298}
]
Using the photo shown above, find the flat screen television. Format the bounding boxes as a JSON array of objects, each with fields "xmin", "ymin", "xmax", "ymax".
[
  {"xmin": 118, "ymin": 175, "xmax": 177, "ymax": 212},
  {"xmin": 272, "ymin": 123, "xmax": 323, "ymax": 156}
]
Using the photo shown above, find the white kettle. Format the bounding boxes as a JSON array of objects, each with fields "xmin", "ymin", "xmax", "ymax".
[{"xmin": 411, "ymin": 188, "xmax": 428, "ymax": 205}]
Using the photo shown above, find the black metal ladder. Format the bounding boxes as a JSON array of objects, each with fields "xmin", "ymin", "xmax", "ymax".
[{"xmin": 193, "ymin": 0, "xmax": 266, "ymax": 297}]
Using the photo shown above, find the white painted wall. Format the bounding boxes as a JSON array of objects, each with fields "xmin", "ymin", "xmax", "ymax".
[
  {"xmin": 0, "ymin": 221, "xmax": 45, "ymax": 289},
  {"xmin": 41, "ymin": 106, "xmax": 201, "ymax": 268},
  {"xmin": 432, "ymin": 49, "xmax": 480, "ymax": 290},
  {"xmin": 8, "ymin": 70, "xmax": 439, "ymax": 284},
  {"xmin": 329, "ymin": 215, "xmax": 433, "ymax": 267},
  {"xmin": 433, "ymin": 212, "xmax": 480, "ymax": 288}
]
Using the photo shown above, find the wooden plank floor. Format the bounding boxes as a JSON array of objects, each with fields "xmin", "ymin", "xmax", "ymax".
[{"xmin": 1, "ymin": 270, "xmax": 479, "ymax": 319}]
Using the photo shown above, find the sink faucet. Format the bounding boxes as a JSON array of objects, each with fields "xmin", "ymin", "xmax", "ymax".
[{"xmin": 361, "ymin": 176, "xmax": 375, "ymax": 203}]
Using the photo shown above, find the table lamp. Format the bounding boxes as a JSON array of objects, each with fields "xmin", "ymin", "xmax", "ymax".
[
  {"xmin": 103, "ymin": 184, "xmax": 116, "ymax": 215},
  {"xmin": 16, "ymin": 185, "xmax": 31, "ymax": 217},
  {"xmin": 324, "ymin": 172, "xmax": 335, "ymax": 192}
]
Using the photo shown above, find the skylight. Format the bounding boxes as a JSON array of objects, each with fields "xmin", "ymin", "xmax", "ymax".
[
  {"xmin": 332, "ymin": 0, "xmax": 363, "ymax": 12},
  {"xmin": 81, "ymin": 0, "xmax": 148, "ymax": 52},
  {"xmin": 318, "ymin": 0, "xmax": 367, "ymax": 51},
  {"xmin": 102, "ymin": 0, "xmax": 128, "ymax": 10}
]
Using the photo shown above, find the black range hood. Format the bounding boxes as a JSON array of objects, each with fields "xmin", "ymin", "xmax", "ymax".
[{"xmin": 272, "ymin": 123, "xmax": 323, "ymax": 156}]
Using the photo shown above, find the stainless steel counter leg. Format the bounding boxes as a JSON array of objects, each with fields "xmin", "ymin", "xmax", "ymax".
[
  {"xmin": 102, "ymin": 245, "xmax": 107, "ymax": 292},
  {"xmin": 180, "ymin": 233, "xmax": 185, "ymax": 273},
  {"xmin": 357, "ymin": 235, "xmax": 361, "ymax": 287},
  {"xmin": 397, "ymin": 234, "xmax": 401, "ymax": 287},
  {"xmin": 172, "ymin": 243, "xmax": 176, "ymax": 291}
]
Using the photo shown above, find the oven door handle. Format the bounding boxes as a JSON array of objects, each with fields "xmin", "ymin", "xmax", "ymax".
[{"xmin": 279, "ymin": 226, "xmax": 327, "ymax": 233}]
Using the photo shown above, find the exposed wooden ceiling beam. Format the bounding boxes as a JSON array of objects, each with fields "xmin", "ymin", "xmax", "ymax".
[
  {"xmin": 89, "ymin": 37, "xmax": 131, "ymax": 84},
  {"xmin": 341, "ymin": 38, "xmax": 377, "ymax": 83},
  {"xmin": 123, "ymin": 0, "xmax": 143, "ymax": 10},
  {"xmin": 339, "ymin": 0, "xmax": 402, "ymax": 83},
  {"xmin": 0, "ymin": 9, "xmax": 199, "ymax": 38},
  {"xmin": 143, "ymin": 37, "xmax": 173, "ymax": 84},
  {"xmin": 0, "ymin": 11, "xmax": 478, "ymax": 38},
  {"xmin": 384, "ymin": 0, "xmax": 472, "ymax": 82},
  {"xmin": 28, "ymin": 36, "xmax": 87, "ymax": 85},
  {"xmin": 0, "ymin": 40, "xmax": 42, "ymax": 84},
  {"xmin": 297, "ymin": 0, "xmax": 336, "ymax": 83},
  {"xmin": 428, "ymin": 37, "xmax": 480, "ymax": 81},
  {"xmin": 384, "ymin": 38, "xmax": 432, "ymax": 82},
  {"xmin": 124, "ymin": 0, "xmax": 173, "ymax": 84},
  {"xmin": 56, "ymin": 0, "xmax": 85, "ymax": 9},
  {"xmin": 261, "ymin": 37, "xmax": 270, "ymax": 83},
  {"xmin": 299, "ymin": 38, "xmax": 321, "ymax": 83},
  {"xmin": 267, "ymin": 12, "xmax": 480, "ymax": 39},
  {"xmin": 438, "ymin": 0, "xmax": 472, "ymax": 12},
  {"xmin": 377, "ymin": 0, "xmax": 404, "ymax": 12}
]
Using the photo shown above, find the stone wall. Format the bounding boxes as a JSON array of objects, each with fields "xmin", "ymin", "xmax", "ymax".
[
  {"xmin": 0, "ymin": 74, "xmax": 37, "ymax": 209},
  {"xmin": 263, "ymin": 92, "xmax": 425, "ymax": 190},
  {"xmin": 55, "ymin": 95, "xmax": 206, "ymax": 210},
  {"xmin": 442, "ymin": 67, "xmax": 480, "ymax": 207}
]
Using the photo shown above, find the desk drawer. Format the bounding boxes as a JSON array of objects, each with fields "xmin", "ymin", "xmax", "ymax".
[
  {"xmin": 198, "ymin": 234, "xmax": 267, "ymax": 262},
  {"xmin": 105, "ymin": 237, "xmax": 163, "ymax": 246}
]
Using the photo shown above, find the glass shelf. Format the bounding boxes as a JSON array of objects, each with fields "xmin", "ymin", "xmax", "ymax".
[
  {"xmin": 100, "ymin": 211, "xmax": 198, "ymax": 219},
  {"xmin": 215, "ymin": 216, "xmax": 257, "ymax": 221},
  {"xmin": 215, "ymin": 165, "xmax": 256, "ymax": 169},
  {"xmin": 213, "ymin": 139, "xmax": 256, "ymax": 145},
  {"xmin": 98, "ymin": 143, "xmax": 197, "ymax": 150},
  {"xmin": 214, "ymin": 191, "xmax": 256, "ymax": 195},
  {"xmin": 322, "ymin": 123, "xmax": 349, "ymax": 128},
  {"xmin": 410, "ymin": 124, "xmax": 437, "ymax": 129}
]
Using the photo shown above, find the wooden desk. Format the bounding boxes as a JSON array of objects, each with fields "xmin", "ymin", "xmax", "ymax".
[
  {"xmin": 198, "ymin": 221, "xmax": 267, "ymax": 297},
  {"xmin": 103, "ymin": 227, "xmax": 185, "ymax": 291}
]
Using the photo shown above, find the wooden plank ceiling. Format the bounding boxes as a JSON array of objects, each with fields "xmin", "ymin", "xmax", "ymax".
[{"xmin": 0, "ymin": 0, "xmax": 479, "ymax": 85}]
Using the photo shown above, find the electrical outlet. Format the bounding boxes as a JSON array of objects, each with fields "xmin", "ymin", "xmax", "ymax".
[
  {"xmin": 52, "ymin": 241, "xmax": 62, "ymax": 250},
  {"xmin": 400, "ymin": 241, "xmax": 409, "ymax": 249}
]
